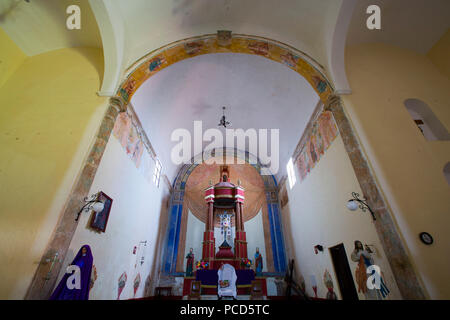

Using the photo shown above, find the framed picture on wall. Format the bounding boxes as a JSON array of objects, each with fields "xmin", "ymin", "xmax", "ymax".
[{"xmin": 90, "ymin": 191, "xmax": 113, "ymax": 232}]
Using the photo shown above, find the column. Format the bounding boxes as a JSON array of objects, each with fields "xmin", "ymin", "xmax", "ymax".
[
  {"xmin": 26, "ymin": 97, "xmax": 126, "ymax": 299},
  {"xmin": 325, "ymin": 94, "xmax": 425, "ymax": 299},
  {"xmin": 203, "ymin": 187, "xmax": 215, "ymax": 268}
]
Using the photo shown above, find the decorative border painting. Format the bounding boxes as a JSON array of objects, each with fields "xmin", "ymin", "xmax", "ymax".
[
  {"xmin": 112, "ymin": 110, "xmax": 154, "ymax": 183},
  {"xmin": 116, "ymin": 35, "xmax": 333, "ymax": 106},
  {"xmin": 295, "ymin": 111, "xmax": 339, "ymax": 182}
]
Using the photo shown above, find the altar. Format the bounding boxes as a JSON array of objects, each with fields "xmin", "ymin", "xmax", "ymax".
[
  {"xmin": 201, "ymin": 166, "xmax": 248, "ymax": 270},
  {"xmin": 182, "ymin": 269, "xmax": 268, "ymax": 296},
  {"xmin": 196, "ymin": 269, "xmax": 255, "ymax": 287},
  {"xmin": 183, "ymin": 166, "xmax": 268, "ymax": 297}
]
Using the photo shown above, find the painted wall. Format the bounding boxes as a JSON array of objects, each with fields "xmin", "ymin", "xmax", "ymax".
[
  {"xmin": 343, "ymin": 42, "xmax": 450, "ymax": 299},
  {"xmin": 427, "ymin": 29, "xmax": 450, "ymax": 79},
  {"xmin": 183, "ymin": 210, "xmax": 204, "ymax": 272},
  {"xmin": 244, "ymin": 209, "xmax": 268, "ymax": 272},
  {"xmin": 0, "ymin": 28, "xmax": 26, "ymax": 88},
  {"xmin": 284, "ymin": 135, "xmax": 401, "ymax": 300},
  {"xmin": 0, "ymin": 45, "xmax": 108, "ymax": 299},
  {"xmin": 55, "ymin": 135, "xmax": 167, "ymax": 300}
]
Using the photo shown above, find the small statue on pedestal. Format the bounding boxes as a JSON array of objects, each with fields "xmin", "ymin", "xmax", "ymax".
[
  {"xmin": 185, "ymin": 248, "xmax": 194, "ymax": 277},
  {"xmin": 254, "ymin": 247, "xmax": 263, "ymax": 276}
]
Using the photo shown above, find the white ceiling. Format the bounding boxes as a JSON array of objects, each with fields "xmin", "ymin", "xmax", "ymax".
[
  {"xmin": 131, "ymin": 53, "xmax": 319, "ymax": 182},
  {"xmin": 346, "ymin": 0, "xmax": 450, "ymax": 54},
  {"xmin": 113, "ymin": 0, "xmax": 340, "ymax": 69},
  {"xmin": 0, "ymin": 0, "xmax": 101, "ymax": 56}
]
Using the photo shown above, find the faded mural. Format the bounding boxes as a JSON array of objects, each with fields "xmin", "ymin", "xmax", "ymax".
[
  {"xmin": 295, "ymin": 111, "xmax": 339, "ymax": 182},
  {"xmin": 117, "ymin": 36, "xmax": 333, "ymax": 105},
  {"xmin": 112, "ymin": 111, "xmax": 155, "ymax": 183}
]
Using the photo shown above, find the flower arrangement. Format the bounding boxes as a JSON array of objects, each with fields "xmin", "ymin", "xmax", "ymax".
[
  {"xmin": 241, "ymin": 258, "xmax": 252, "ymax": 268},
  {"xmin": 196, "ymin": 260, "xmax": 209, "ymax": 270}
]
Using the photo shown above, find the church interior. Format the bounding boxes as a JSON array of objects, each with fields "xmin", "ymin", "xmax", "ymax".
[{"xmin": 0, "ymin": 0, "xmax": 449, "ymax": 301}]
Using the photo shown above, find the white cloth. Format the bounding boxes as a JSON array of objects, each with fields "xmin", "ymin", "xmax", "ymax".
[{"xmin": 217, "ymin": 264, "xmax": 237, "ymax": 298}]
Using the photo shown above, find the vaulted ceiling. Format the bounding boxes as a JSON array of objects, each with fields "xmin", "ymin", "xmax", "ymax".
[
  {"xmin": 1, "ymin": 0, "xmax": 449, "ymax": 182},
  {"xmin": 2, "ymin": 0, "xmax": 449, "ymax": 94},
  {"xmin": 132, "ymin": 53, "xmax": 320, "ymax": 180}
]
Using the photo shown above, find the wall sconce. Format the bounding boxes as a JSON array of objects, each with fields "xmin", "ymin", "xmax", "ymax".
[
  {"xmin": 314, "ymin": 245, "xmax": 324, "ymax": 254},
  {"xmin": 75, "ymin": 192, "xmax": 104, "ymax": 221},
  {"xmin": 346, "ymin": 192, "xmax": 376, "ymax": 221}
]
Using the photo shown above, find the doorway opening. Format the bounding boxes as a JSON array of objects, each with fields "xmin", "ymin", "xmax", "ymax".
[{"xmin": 329, "ymin": 243, "xmax": 358, "ymax": 300}]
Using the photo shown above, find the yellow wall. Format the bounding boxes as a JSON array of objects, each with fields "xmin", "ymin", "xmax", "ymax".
[
  {"xmin": 0, "ymin": 28, "xmax": 26, "ymax": 88},
  {"xmin": 343, "ymin": 42, "xmax": 450, "ymax": 299},
  {"xmin": 0, "ymin": 46, "xmax": 108, "ymax": 299},
  {"xmin": 427, "ymin": 29, "xmax": 450, "ymax": 80}
]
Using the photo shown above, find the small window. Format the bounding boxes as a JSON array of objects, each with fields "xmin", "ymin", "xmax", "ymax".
[
  {"xmin": 444, "ymin": 162, "xmax": 450, "ymax": 187},
  {"xmin": 153, "ymin": 159, "xmax": 162, "ymax": 187},
  {"xmin": 404, "ymin": 99, "xmax": 450, "ymax": 141},
  {"xmin": 287, "ymin": 158, "xmax": 296, "ymax": 189}
]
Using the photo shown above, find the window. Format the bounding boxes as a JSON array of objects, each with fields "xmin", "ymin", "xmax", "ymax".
[
  {"xmin": 404, "ymin": 99, "xmax": 450, "ymax": 141},
  {"xmin": 287, "ymin": 158, "xmax": 296, "ymax": 189},
  {"xmin": 153, "ymin": 159, "xmax": 162, "ymax": 187}
]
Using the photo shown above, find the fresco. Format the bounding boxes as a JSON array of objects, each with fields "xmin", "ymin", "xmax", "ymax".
[
  {"xmin": 117, "ymin": 272, "xmax": 127, "ymax": 300},
  {"xmin": 133, "ymin": 273, "xmax": 141, "ymax": 298},
  {"xmin": 295, "ymin": 111, "xmax": 338, "ymax": 182},
  {"xmin": 323, "ymin": 269, "xmax": 337, "ymax": 300},
  {"xmin": 112, "ymin": 111, "xmax": 154, "ymax": 183},
  {"xmin": 116, "ymin": 35, "xmax": 333, "ymax": 105}
]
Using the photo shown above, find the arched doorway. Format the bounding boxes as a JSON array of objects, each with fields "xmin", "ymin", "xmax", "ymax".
[{"xmin": 163, "ymin": 148, "xmax": 286, "ymax": 275}]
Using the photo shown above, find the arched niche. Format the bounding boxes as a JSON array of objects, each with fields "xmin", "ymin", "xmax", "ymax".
[
  {"xmin": 162, "ymin": 148, "xmax": 286, "ymax": 275},
  {"xmin": 404, "ymin": 98, "xmax": 450, "ymax": 141}
]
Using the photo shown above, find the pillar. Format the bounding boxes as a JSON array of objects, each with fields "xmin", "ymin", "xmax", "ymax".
[
  {"xmin": 203, "ymin": 187, "xmax": 215, "ymax": 268},
  {"xmin": 234, "ymin": 184, "xmax": 248, "ymax": 262},
  {"xmin": 25, "ymin": 97, "xmax": 126, "ymax": 299},
  {"xmin": 325, "ymin": 94, "xmax": 426, "ymax": 299}
]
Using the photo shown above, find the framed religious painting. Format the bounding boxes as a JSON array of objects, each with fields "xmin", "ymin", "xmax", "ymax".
[{"xmin": 90, "ymin": 191, "xmax": 113, "ymax": 232}]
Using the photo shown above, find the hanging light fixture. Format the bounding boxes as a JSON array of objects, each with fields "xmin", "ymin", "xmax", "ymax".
[{"xmin": 218, "ymin": 106, "xmax": 231, "ymax": 128}]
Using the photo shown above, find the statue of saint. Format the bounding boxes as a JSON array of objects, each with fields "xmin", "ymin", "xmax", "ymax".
[
  {"xmin": 49, "ymin": 245, "xmax": 94, "ymax": 300},
  {"xmin": 254, "ymin": 247, "xmax": 263, "ymax": 276},
  {"xmin": 186, "ymin": 248, "xmax": 194, "ymax": 277}
]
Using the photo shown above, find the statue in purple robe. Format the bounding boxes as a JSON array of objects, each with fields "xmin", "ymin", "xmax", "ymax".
[{"xmin": 49, "ymin": 245, "xmax": 94, "ymax": 300}]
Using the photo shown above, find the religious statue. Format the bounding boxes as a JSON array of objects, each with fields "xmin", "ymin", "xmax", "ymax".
[
  {"xmin": 350, "ymin": 240, "xmax": 390, "ymax": 300},
  {"xmin": 254, "ymin": 247, "xmax": 263, "ymax": 276},
  {"xmin": 185, "ymin": 248, "xmax": 194, "ymax": 277},
  {"xmin": 49, "ymin": 245, "xmax": 95, "ymax": 300}
]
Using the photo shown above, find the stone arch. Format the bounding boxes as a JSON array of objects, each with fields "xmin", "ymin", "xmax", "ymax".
[
  {"xmin": 116, "ymin": 34, "xmax": 334, "ymax": 106},
  {"xmin": 162, "ymin": 148, "xmax": 286, "ymax": 275}
]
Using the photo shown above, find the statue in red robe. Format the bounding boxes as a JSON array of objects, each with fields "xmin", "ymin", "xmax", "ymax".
[{"xmin": 186, "ymin": 248, "xmax": 194, "ymax": 277}]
